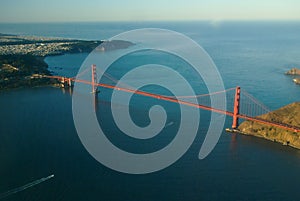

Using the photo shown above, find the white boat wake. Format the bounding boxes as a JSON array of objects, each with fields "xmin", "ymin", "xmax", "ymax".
[
  {"xmin": 0, "ymin": 174, "xmax": 54, "ymax": 199},
  {"xmin": 164, "ymin": 121, "xmax": 174, "ymax": 128}
]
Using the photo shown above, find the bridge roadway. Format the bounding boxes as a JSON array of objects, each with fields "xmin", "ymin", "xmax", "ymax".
[{"xmin": 44, "ymin": 75, "xmax": 300, "ymax": 133}]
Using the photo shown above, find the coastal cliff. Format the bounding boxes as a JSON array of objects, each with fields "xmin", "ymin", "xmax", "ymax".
[{"xmin": 238, "ymin": 102, "xmax": 300, "ymax": 149}]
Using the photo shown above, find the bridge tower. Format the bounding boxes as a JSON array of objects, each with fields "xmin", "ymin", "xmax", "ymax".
[
  {"xmin": 91, "ymin": 64, "xmax": 98, "ymax": 94},
  {"xmin": 232, "ymin": 86, "xmax": 241, "ymax": 129}
]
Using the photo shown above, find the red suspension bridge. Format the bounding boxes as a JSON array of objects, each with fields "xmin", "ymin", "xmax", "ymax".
[{"xmin": 42, "ymin": 65, "xmax": 300, "ymax": 133}]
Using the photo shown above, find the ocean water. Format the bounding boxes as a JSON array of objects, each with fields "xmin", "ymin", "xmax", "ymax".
[{"xmin": 1, "ymin": 21, "xmax": 300, "ymax": 201}]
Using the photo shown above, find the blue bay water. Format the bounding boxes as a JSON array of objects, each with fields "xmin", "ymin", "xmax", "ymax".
[{"xmin": 1, "ymin": 21, "xmax": 300, "ymax": 200}]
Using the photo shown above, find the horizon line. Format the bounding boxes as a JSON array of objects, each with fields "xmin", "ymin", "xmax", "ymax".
[{"xmin": 1, "ymin": 19, "xmax": 300, "ymax": 24}]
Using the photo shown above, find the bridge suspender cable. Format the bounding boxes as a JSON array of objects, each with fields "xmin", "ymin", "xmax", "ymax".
[{"xmin": 43, "ymin": 65, "xmax": 300, "ymax": 133}]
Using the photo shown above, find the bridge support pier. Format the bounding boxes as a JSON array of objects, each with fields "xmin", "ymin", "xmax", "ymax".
[{"xmin": 232, "ymin": 86, "xmax": 241, "ymax": 129}]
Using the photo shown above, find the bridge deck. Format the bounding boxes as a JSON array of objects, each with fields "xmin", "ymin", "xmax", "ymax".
[{"xmin": 44, "ymin": 75, "xmax": 300, "ymax": 133}]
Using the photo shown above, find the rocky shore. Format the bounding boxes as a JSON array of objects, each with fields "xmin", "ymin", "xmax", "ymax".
[
  {"xmin": 293, "ymin": 78, "xmax": 300, "ymax": 85},
  {"xmin": 286, "ymin": 67, "xmax": 300, "ymax": 85},
  {"xmin": 238, "ymin": 102, "xmax": 300, "ymax": 149},
  {"xmin": 285, "ymin": 68, "xmax": 300, "ymax": 75}
]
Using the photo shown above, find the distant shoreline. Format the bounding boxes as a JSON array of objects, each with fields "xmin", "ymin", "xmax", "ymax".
[{"xmin": 0, "ymin": 33, "xmax": 102, "ymax": 91}]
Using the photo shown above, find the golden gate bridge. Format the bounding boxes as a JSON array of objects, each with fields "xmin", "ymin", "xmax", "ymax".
[{"xmin": 42, "ymin": 65, "xmax": 300, "ymax": 133}]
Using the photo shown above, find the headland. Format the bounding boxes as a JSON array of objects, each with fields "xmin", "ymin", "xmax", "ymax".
[
  {"xmin": 237, "ymin": 102, "xmax": 300, "ymax": 149},
  {"xmin": 0, "ymin": 33, "xmax": 103, "ymax": 91},
  {"xmin": 0, "ymin": 33, "xmax": 134, "ymax": 91}
]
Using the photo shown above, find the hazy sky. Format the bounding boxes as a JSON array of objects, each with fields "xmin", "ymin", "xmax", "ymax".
[{"xmin": 1, "ymin": 0, "xmax": 300, "ymax": 22}]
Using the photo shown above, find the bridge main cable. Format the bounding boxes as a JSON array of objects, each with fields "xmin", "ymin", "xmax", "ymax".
[
  {"xmin": 44, "ymin": 75, "xmax": 300, "ymax": 133},
  {"xmin": 73, "ymin": 78, "xmax": 233, "ymax": 116}
]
